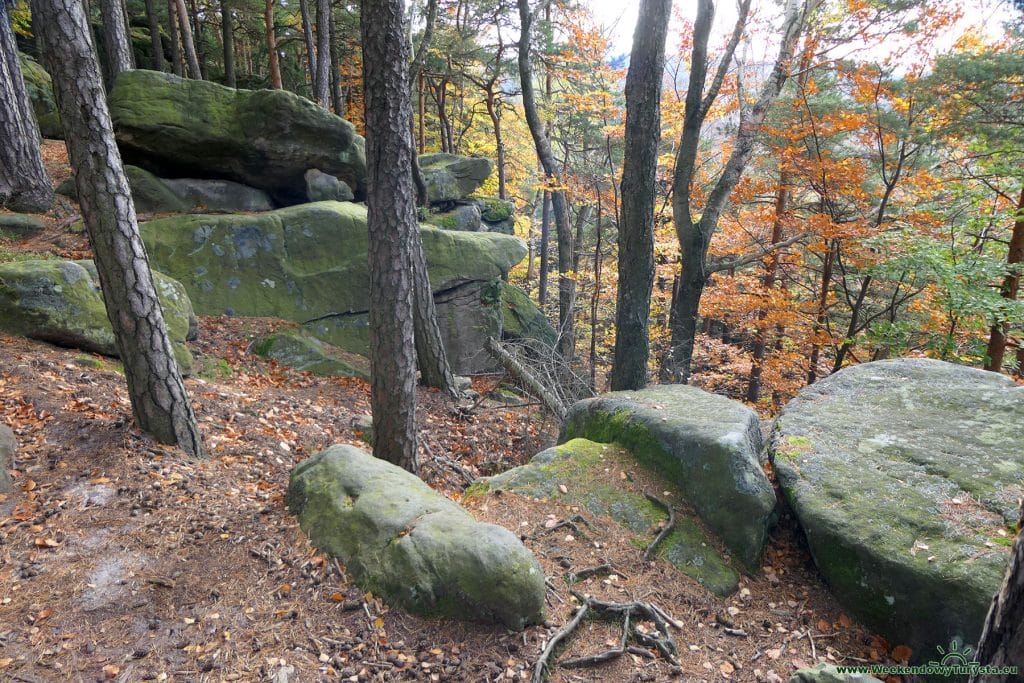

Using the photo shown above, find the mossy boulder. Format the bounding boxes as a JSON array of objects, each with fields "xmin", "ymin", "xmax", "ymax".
[
  {"xmin": 789, "ymin": 664, "xmax": 882, "ymax": 683},
  {"xmin": 304, "ymin": 169, "xmax": 354, "ymax": 202},
  {"xmin": 109, "ymin": 70, "xmax": 366, "ymax": 205},
  {"xmin": 18, "ymin": 52, "xmax": 62, "ymax": 139},
  {"xmin": 287, "ymin": 445, "xmax": 545, "ymax": 629},
  {"xmin": 250, "ymin": 329, "xmax": 369, "ymax": 379},
  {"xmin": 0, "ymin": 213, "xmax": 46, "ymax": 239},
  {"xmin": 0, "ymin": 259, "xmax": 196, "ymax": 374},
  {"xmin": 560, "ymin": 386, "xmax": 776, "ymax": 571},
  {"xmin": 0, "ymin": 424, "xmax": 14, "ymax": 494},
  {"xmin": 470, "ymin": 439, "xmax": 740, "ymax": 596},
  {"xmin": 477, "ymin": 198, "xmax": 515, "ymax": 234},
  {"xmin": 422, "ymin": 203, "xmax": 482, "ymax": 232},
  {"xmin": 140, "ymin": 201, "xmax": 528, "ymax": 374},
  {"xmin": 494, "ymin": 281, "xmax": 556, "ymax": 346},
  {"xmin": 770, "ymin": 358, "xmax": 1024, "ymax": 664},
  {"xmin": 420, "ymin": 154, "xmax": 493, "ymax": 203}
]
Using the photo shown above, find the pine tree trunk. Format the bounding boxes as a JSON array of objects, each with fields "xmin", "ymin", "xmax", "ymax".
[
  {"xmin": 143, "ymin": 0, "xmax": 165, "ymax": 72},
  {"xmin": 970, "ymin": 509, "xmax": 1024, "ymax": 681},
  {"xmin": 663, "ymin": 224, "xmax": 706, "ymax": 383},
  {"xmin": 362, "ymin": 0, "xmax": 418, "ymax": 472},
  {"xmin": 264, "ymin": 0, "xmax": 282, "ymax": 89},
  {"xmin": 221, "ymin": 0, "xmax": 235, "ymax": 87},
  {"xmin": 100, "ymin": 0, "xmax": 134, "ymax": 79},
  {"xmin": 539, "ymin": 190, "xmax": 550, "ymax": 307},
  {"xmin": 166, "ymin": 0, "xmax": 183, "ymax": 76},
  {"xmin": 32, "ymin": 0, "xmax": 203, "ymax": 456},
  {"xmin": 0, "ymin": 2, "xmax": 54, "ymax": 213},
  {"xmin": 298, "ymin": 0, "xmax": 316, "ymax": 93},
  {"xmin": 984, "ymin": 187, "xmax": 1024, "ymax": 373},
  {"xmin": 328, "ymin": 8, "xmax": 343, "ymax": 114},
  {"xmin": 314, "ymin": 0, "xmax": 330, "ymax": 108},
  {"xmin": 174, "ymin": 0, "xmax": 202, "ymax": 79},
  {"xmin": 410, "ymin": 240, "xmax": 458, "ymax": 397},
  {"xmin": 610, "ymin": 0, "xmax": 672, "ymax": 391}
]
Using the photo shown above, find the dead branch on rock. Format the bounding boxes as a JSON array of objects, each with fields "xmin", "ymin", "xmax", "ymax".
[
  {"xmin": 484, "ymin": 337, "xmax": 594, "ymax": 421},
  {"xmin": 642, "ymin": 492, "xmax": 676, "ymax": 561}
]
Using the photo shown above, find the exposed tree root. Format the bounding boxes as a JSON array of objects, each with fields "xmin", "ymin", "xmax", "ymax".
[{"xmin": 642, "ymin": 492, "xmax": 676, "ymax": 560}]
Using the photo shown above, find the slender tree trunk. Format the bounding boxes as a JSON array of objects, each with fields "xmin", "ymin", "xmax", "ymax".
[
  {"xmin": 518, "ymin": 0, "xmax": 574, "ymax": 359},
  {"xmin": 610, "ymin": 0, "xmax": 672, "ymax": 391},
  {"xmin": 264, "ymin": 0, "xmax": 282, "ymax": 89},
  {"xmin": 0, "ymin": 2, "xmax": 54, "ymax": 213},
  {"xmin": 590, "ymin": 190, "xmax": 603, "ymax": 390},
  {"xmin": 100, "ymin": 0, "xmax": 133, "ymax": 80},
  {"xmin": 187, "ymin": 0, "xmax": 206, "ymax": 79},
  {"xmin": 747, "ymin": 174, "xmax": 790, "ymax": 402},
  {"xmin": 144, "ymin": 0, "xmax": 165, "ymax": 72},
  {"xmin": 314, "ymin": 0, "xmax": 330, "ymax": 107},
  {"xmin": 32, "ymin": 0, "xmax": 203, "ymax": 456},
  {"xmin": 417, "ymin": 73, "xmax": 425, "ymax": 152},
  {"xmin": 970, "ymin": 508, "xmax": 1024, "ymax": 682},
  {"xmin": 808, "ymin": 239, "xmax": 835, "ymax": 384},
  {"xmin": 485, "ymin": 90, "xmax": 507, "ymax": 199},
  {"xmin": 328, "ymin": 9, "xmax": 343, "ymax": 114},
  {"xmin": 166, "ymin": 0, "xmax": 183, "ymax": 76},
  {"xmin": 299, "ymin": 0, "xmax": 317, "ymax": 93},
  {"xmin": 985, "ymin": 187, "xmax": 1024, "ymax": 373},
  {"xmin": 362, "ymin": 0, "xmax": 418, "ymax": 472},
  {"xmin": 539, "ymin": 190, "xmax": 551, "ymax": 308},
  {"xmin": 663, "ymin": 222, "xmax": 707, "ymax": 382},
  {"xmin": 175, "ymin": 0, "xmax": 202, "ymax": 79},
  {"xmin": 410, "ymin": 244, "xmax": 458, "ymax": 397},
  {"xmin": 221, "ymin": 0, "xmax": 235, "ymax": 87}
]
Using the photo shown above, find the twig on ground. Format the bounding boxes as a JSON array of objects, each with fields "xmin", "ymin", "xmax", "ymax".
[{"xmin": 566, "ymin": 563, "xmax": 612, "ymax": 584}]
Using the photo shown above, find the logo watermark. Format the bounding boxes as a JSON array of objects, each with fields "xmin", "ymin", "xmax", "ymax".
[{"xmin": 834, "ymin": 641, "xmax": 1019, "ymax": 679}]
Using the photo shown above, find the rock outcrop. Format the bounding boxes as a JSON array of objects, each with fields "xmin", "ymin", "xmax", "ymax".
[
  {"xmin": 561, "ymin": 385, "xmax": 776, "ymax": 570},
  {"xmin": 249, "ymin": 329, "xmax": 369, "ymax": 379},
  {"xmin": 18, "ymin": 52, "xmax": 62, "ymax": 139},
  {"xmin": 287, "ymin": 445, "xmax": 545, "ymax": 629},
  {"xmin": 420, "ymin": 154, "xmax": 493, "ymax": 204},
  {"xmin": 109, "ymin": 70, "xmax": 366, "ymax": 205},
  {"xmin": 470, "ymin": 439, "xmax": 740, "ymax": 596},
  {"xmin": 770, "ymin": 359, "xmax": 1023, "ymax": 660},
  {"xmin": 140, "ymin": 201, "xmax": 546, "ymax": 374},
  {"xmin": 0, "ymin": 259, "xmax": 197, "ymax": 374},
  {"xmin": 0, "ymin": 424, "xmax": 15, "ymax": 494},
  {"xmin": 0, "ymin": 213, "xmax": 46, "ymax": 239}
]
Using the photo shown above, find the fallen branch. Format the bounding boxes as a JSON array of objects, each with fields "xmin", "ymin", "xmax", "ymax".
[
  {"xmin": 642, "ymin": 492, "xmax": 676, "ymax": 561},
  {"xmin": 484, "ymin": 337, "xmax": 567, "ymax": 420},
  {"xmin": 566, "ymin": 563, "xmax": 612, "ymax": 584},
  {"xmin": 532, "ymin": 601, "xmax": 590, "ymax": 683}
]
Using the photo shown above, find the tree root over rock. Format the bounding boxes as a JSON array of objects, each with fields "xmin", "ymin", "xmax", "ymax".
[{"xmin": 532, "ymin": 591, "xmax": 680, "ymax": 682}]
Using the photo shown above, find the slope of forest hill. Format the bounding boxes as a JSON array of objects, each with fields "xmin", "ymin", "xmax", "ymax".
[{"xmin": 0, "ymin": 145, "xmax": 910, "ymax": 683}]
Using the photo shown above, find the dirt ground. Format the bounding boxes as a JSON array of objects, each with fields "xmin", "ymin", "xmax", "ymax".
[{"xmin": 0, "ymin": 142, "xmax": 906, "ymax": 682}]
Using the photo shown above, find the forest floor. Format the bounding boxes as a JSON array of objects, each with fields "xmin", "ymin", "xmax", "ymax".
[{"xmin": 0, "ymin": 143, "xmax": 905, "ymax": 682}]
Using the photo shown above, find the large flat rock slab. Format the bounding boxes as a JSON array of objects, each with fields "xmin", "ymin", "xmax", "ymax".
[
  {"xmin": 560, "ymin": 385, "xmax": 776, "ymax": 570},
  {"xmin": 287, "ymin": 445, "xmax": 545, "ymax": 629},
  {"xmin": 770, "ymin": 358, "xmax": 1023, "ymax": 659},
  {"xmin": 469, "ymin": 439, "xmax": 740, "ymax": 596}
]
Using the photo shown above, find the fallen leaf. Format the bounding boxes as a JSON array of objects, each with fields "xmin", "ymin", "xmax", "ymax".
[{"xmin": 720, "ymin": 661, "xmax": 735, "ymax": 675}]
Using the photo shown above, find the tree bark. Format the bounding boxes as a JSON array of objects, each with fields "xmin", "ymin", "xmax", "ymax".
[
  {"xmin": 539, "ymin": 189, "xmax": 551, "ymax": 308},
  {"xmin": 984, "ymin": 186, "xmax": 1024, "ymax": 373},
  {"xmin": 664, "ymin": 0, "xmax": 807, "ymax": 383},
  {"xmin": 0, "ymin": 2, "xmax": 54, "ymax": 213},
  {"xmin": 299, "ymin": 0, "xmax": 317, "ymax": 93},
  {"xmin": 221, "ymin": 0, "xmax": 235, "ymax": 87},
  {"xmin": 970, "ymin": 508, "xmax": 1024, "ymax": 681},
  {"xmin": 264, "ymin": 0, "xmax": 282, "ymax": 89},
  {"xmin": 166, "ymin": 0, "xmax": 183, "ymax": 76},
  {"xmin": 100, "ymin": 0, "xmax": 134, "ymax": 78},
  {"xmin": 314, "ymin": 0, "xmax": 330, "ymax": 107},
  {"xmin": 609, "ymin": 0, "xmax": 672, "ymax": 391},
  {"xmin": 32, "ymin": 0, "xmax": 203, "ymax": 456},
  {"xmin": 328, "ymin": 8, "xmax": 343, "ymax": 114},
  {"xmin": 174, "ymin": 0, "xmax": 202, "ymax": 79},
  {"xmin": 144, "ymin": 0, "xmax": 165, "ymax": 72},
  {"xmin": 518, "ymin": 0, "xmax": 574, "ymax": 359},
  {"xmin": 362, "ymin": 0, "xmax": 419, "ymax": 472},
  {"xmin": 410, "ymin": 241, "xmax": 458, "ymax": 397}
]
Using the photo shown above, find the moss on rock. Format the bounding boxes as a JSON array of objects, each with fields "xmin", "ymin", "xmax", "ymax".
[{"xmin": 250, "ymin": 329, "xmax": 369, "ymax": 379}]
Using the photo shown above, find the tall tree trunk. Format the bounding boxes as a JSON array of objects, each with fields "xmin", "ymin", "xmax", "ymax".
[
  {"xmin": 221, "ymin": 0, "xmax": 235, "ymax": 87},
  {"xmin": 610, "ymin": 0, "xmax": 672, "ymax": 391},
  {"xmin": 187, "ymin": 0, "xmax": 206, "ymax": 78},
  {"xmin": 166, "ymin": 0, "xmax": 183, "ymax": 76},
  {"xmin": 175, "ymin": 0, "xmax": 202, "ymax": 79},
  {"xmin": 665, "ymin": 0, "xmax": 807, "ymax": 383},
  {"xmin": 485, "ymin": 90, "xmax": 507, "ymax": 199},
  {"xmin": 299, "ymin": 0, "xmax": 317, "ymax": 93},
  {"xmin": 807, "ymin": 239, "xmax": 835, "ymax": 385},
  {"xmin": 100, "ymin": 0, "xmax": 133, "ymax": 80},
  {"xmin": 314, "ymin": 0, "xmax": 330, "ymax": 107},
  {"xmin": 410, "ymin": 244, "xmax": 458, "ymax": 397},
  {"xmin": 0, "ymin": 2, "xmax": 54, "ymax": 213},
  {"xmin": 984, "ymin": 187, "xmax": 1024, "ymax": 373},
  {"xmin": 362, "ymin": 0, "xmax": 418, "ymax": 472},
  {"xmin": 264, "ymin": 0, "xmax": 282, "ymax": 89},
  {"xmin": 32, "ymin": 0, "xmax": 203, "ymax": 456},
  {"xmin": 970, "ymin": 508, "xmax": 1024, "ymax": 682},
  {"xmin": 538, "ymin": 189, "xmax": 551, "ymax": 308},
  {"xmin": 328, "ymin": 8, "xmax": 343, "ymax": 114},
  {"xmin": 518, "ymin": 0, "xmax": 574, "ymax": 359},
  {"xmin": 143, "ymin": 0, "xmax": 165, "ymax": 72},
  {"xmin": 746, "ymin": 174, "xmax": 790, "ymax": 403},
  {"xmin": 590, "ymin": 189, "xmax": 603, "ymax": 390}
]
